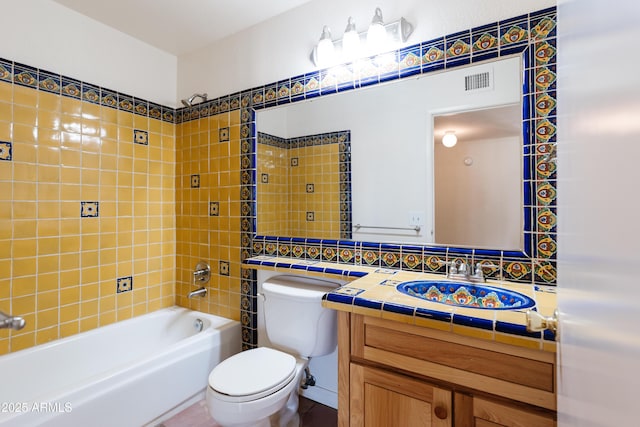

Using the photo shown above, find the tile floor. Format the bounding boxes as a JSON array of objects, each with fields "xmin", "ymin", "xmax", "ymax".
[{"xmin": 159, "ymin": 396, "xmax": 337, "ymax": 427}]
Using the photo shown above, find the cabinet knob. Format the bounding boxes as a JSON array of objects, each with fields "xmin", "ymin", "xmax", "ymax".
[{"xmin": 434, "ymin": 406, "xmax": 448, "ymax": 420}]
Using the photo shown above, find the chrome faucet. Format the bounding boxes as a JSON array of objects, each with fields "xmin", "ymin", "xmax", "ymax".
[
  {"xmin": 189, "ymin": 261, "xmax": 210, "ymax": 298},
  {"xmin": 193, "ymin": 261, "xmax": 211, "ymax": 286},
  {"xmin": 0, "ymin": 311, "xmax": 25, "ymax": 330},
  {"xmin": 188, "ymin": 287, "xmax": 207, "ymax": 298},
  {"xmin": 442, "ymin": 258, "xmax": 491, "ymax": 283}
]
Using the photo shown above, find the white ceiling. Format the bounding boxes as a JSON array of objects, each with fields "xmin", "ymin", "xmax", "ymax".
[
  {"xmin": 52, "ymin": 0, "xmax": 313, "ymax": 56},
  {"xmin": 434, "ymin": 104, "xmax": 522, "ymax": 142}
]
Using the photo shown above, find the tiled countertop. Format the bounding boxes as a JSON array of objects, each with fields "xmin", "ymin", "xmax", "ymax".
[{"xmin": 244, "ymin": 256, "xmax": 557, "ymax": 353}]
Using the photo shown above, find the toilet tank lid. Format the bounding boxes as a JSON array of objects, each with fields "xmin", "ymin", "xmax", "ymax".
[{"xmin": 262, "ymin": 275, "xmax": 339, "ymax": 300}]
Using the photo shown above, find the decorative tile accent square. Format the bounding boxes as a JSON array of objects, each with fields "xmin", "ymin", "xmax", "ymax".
[
  {"xmin": 134, "ymin": 129, "xmax": 149, "ymax": 145},
  {"xmin": 190, "ymin": 174, "xmax": 200, "ymax": 188},
  {"xmin": 209, "ymin": 202, "xmax": 219, "ymax": 216},
  {"xmin": 306, "ymin": 211, "xmax": 314, "ymax": 221},
  {"xmin": 261, "ymin": 173, "xmax": 269, "ymax": 184},
  {"xmin": 306, "ymin": 183, "xmax": 314, "ymax": 193},
  {"xmin": 81, "ymin": 201, "xmax": 99, "ymax": 218},
  {"xmin": 219, "ymin": 127, "xmax": 230, "ymax": 142},
  {"xmin": 220, "ymin": 261, "xmax": 230, "ymax": 276},
  {"xmin": 117, "ymin": 276, "xmax": 133, "ymax": 293},
  {"xmin": 291, "ymin": 157, "xmax": 299, "ymax": 167},
  {"xmin": 0, "ymin": 141, "xmax": 12, "ymax": 161}
]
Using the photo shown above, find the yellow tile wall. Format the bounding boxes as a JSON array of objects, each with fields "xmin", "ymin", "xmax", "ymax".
[
  {"xmin": 0, "ymin": 81, "xmax": 176, "ymax": 354},
  {"xmin": 175, "ymin": 111, "xmax": 242, "ymax": 321},
  {"xmin": 289, "ymin": 143, "xmax": 341, "ymax": 238},
  {"xmin": 257, "ymin": 143, "xmax": 290, "ymax": 236},
  {"xmin": 256, "ymin": 141, "xmax": 341, "ymax": 239}
]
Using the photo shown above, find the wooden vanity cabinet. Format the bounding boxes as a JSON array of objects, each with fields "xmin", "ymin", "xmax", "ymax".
[{"xmin": 338, "ymin": 312, "xmax": 557, "ymax": 427}]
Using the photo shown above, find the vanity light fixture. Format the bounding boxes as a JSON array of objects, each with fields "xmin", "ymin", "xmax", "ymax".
[
  {"xmin": 310, "ymin": 8, "xmax": 413, "ymax": 68},
  {"xmin": 442, "ymin": 131, "xmax": 458, "ymax": 148}
]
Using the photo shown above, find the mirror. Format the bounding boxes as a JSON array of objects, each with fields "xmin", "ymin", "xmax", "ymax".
[
  {"xmin": 256, "ymin": 55, "xmax": 523, "ymax": 250},
  {"xmin": 433, "ymin": 104, "xmax": 522, "ymax": 249}
]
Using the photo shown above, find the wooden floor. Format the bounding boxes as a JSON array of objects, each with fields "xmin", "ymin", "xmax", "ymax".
[{"xmin": 159, "ymin": 396, "xmax": 337, "ymax": 427}]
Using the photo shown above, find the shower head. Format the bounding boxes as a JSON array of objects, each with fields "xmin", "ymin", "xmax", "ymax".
[{"xmin": 181, "ymin": 93, "xmax": 208, "ymax": 107}]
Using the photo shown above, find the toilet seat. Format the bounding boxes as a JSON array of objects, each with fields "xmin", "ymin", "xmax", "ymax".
[{"xmin": 209, "ymin": 347, "xmax": 297, "ymax": 403}]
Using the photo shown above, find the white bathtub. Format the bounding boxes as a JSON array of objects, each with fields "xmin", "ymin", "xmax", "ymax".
[{"xmin": 0, "ymin": 306, "xmax": 241, "ymax": 427}]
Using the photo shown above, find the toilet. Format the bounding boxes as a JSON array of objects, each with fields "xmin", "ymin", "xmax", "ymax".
[{"xmin": 206, "ymin": 275, "xmax": 338, "ymax": 427}]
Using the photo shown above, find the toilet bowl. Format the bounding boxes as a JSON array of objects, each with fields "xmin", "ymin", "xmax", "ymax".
[
  {"xmin": 206, "ymin": 347, "xmax": 307, "ymax": 427},
  {"xmin": 206, "ymin": 275, "xmax": 339, "ymax": 427}
]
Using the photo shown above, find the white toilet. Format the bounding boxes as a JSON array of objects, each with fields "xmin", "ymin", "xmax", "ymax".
[{"xmin": 206, "ymin": 275, "xmax": 338, "ymax": 427}]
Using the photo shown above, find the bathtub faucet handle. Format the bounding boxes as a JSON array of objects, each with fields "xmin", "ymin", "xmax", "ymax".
[
  {"xmin": 0, "ymin": 311, "xmax": 26, "ymax": 330},
  {"xmin": 193, "ymin": 261, "xmax": 211, "ymax": 285}
]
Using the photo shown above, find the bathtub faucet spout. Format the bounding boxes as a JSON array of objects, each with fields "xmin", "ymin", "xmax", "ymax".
[
  {"xmin": 0, "ymin": 311, "xmax": 25, "ymax": 330},
  {"xmin": 188, "ymin": 287, "xmax": 207, "ymax": 298}
]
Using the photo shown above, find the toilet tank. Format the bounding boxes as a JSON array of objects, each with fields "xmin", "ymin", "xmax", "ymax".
[{"xmin": 262, "ymin": 275, "xmax": 339, "ymax": 358}]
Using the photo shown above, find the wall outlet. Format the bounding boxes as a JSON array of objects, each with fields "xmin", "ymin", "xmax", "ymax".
[{"xmin": 409, "ymin": 211, "xmax": 424, "ymax": 226}]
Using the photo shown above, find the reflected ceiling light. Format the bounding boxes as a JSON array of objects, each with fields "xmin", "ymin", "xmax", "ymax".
[
  {"xmin": 310, "ymin": 8, "xmax": 413, "ymax": 68},
  {"xmin": 442, "ymin": 131, "xmax": 458, "ymax": 148}
]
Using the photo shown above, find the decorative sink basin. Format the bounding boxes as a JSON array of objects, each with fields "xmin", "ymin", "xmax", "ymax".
[{"xmin": 396, "ymin": 280, "xmax": 535, "ymax": 310}]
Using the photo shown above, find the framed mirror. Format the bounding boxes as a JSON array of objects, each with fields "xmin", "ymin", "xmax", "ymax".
[
  {"xmin": 245, "ymin": 7, "xmax": 558, "ymax": 286},
  {"xmin": 256, "ymin": 55, "xmax": 523, "ymax": 250}
]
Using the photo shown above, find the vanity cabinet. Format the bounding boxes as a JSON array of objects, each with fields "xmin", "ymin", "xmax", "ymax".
[{"xmin": 338, "ymin": 312, "xmax": 556, "ymax": 427}]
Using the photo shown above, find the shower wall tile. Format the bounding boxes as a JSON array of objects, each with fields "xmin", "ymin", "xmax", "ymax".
[
  {"xmin": 0, "ymin": 73, "xmax": 176, "ymax": 354},
  {"xmin": 175, "ymin": 111, "xmax": 242, "ymax": 322}
]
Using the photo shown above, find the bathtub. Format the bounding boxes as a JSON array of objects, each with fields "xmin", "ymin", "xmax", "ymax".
[{"xmin": 0, "ymin": 306, "xmax": 241, "ymax": 427}]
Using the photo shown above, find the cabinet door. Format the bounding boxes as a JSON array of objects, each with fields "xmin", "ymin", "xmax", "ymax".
[
  {"xmin": 350, "ymin": 363, "xmax": 452, "ymax": 427},
  {"xmin": 455, "ymin": 393, "xmax": 556, "ymax": 427}
]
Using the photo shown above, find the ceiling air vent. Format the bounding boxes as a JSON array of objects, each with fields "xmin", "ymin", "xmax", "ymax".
[{"xmin": 464, "ymin": 70, "xmax": 493, "ymax": 91}]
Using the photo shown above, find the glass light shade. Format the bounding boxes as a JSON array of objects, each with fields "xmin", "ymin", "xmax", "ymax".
[
  {"xmin": 316, "ymin": 26, "xmax": 335, "ymax": 67},
  {"xmin": 442, "ymin": 131, "xmax": 458, "ymax": 148},
  {"xmin": 366, "ymin": 8, "xmax": 388, "ymax": 52},
  {"xmin": 342, "ymin": 17, "xmax": 360, "ymax": 60}
]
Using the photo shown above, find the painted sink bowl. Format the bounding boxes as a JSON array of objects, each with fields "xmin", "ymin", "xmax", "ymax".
[{"xmin": 396, "ymin": 280, "xmax": 535, "ymax": 310}]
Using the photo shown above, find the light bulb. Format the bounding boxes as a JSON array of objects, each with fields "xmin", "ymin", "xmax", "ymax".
[
  {"xmin": 366, "ymin": 8, "xmax": 388, "ymax": 53},
  {"xmin": 315, "ymin": 26, "xmax": 335, "ymax": 68},
  {"xmin": 342, "ymin": 17, "xmax": 360, "ymax": 60},
  {"xmin": 442, "ymin": 131, "xmax": 457, "ymax": 148}
]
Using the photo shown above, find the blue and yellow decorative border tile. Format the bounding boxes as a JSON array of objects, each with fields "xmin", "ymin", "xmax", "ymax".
[
  {"xmin": 0, "ymin": 58, "xmax": 12, "ymax": 82},
  {"xmin": 82, "ymin": 83, "xmax": 100, "ymax": 104},
  {"xmin": 38, "ymin": 70, "xmax": 61, "ymax": 94},
  {"xmin": 101, "ymin": 89, "xmax": 118, "ymax": 109},
  {"xmin": 13, "ymin": 63, "xmax": 37, "ymax": 88}
]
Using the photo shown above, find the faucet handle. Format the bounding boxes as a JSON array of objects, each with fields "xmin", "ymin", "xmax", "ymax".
[
  {"xmin": 437, "ymin": 260, "xmax": 458, "ymax": 274},
  {"xmin": 473, "ymin": 262, "xmax": 484, "ymax": 279},
  {"xmin": 457, "ymin": 260, "xmax": 468, "ymax": 274}
]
